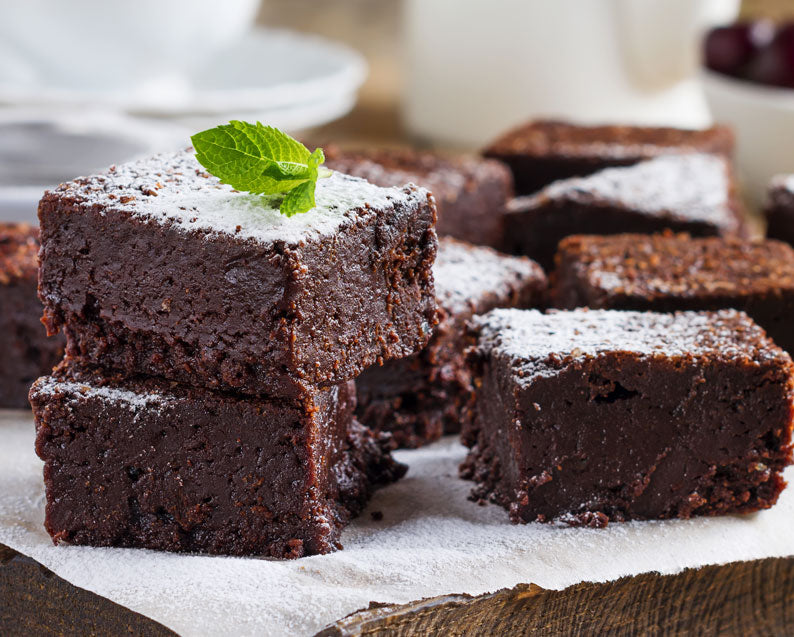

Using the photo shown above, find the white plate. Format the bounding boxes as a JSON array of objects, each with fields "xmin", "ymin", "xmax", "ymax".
[{"xmin": 0, "ymin": 27, "xmax": 367, "ymax": 128}]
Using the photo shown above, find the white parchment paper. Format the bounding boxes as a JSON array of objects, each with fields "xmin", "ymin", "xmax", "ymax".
[{"xmin": 2, "ymin": 410, "xmax": 793, "ymax": 636}]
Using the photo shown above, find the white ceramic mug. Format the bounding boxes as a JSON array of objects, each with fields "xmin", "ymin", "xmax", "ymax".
[{"xmin": 404, "ymin": 0, "xmax": 740, "ymax": 147}]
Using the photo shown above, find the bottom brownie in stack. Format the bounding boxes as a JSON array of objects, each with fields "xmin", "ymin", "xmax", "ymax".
[
  {"xmin": 462, "ymin": 308, "xmax": 794, "ymax": 527},
  {"xmin": 30, "ymin": 363, "xmax": 405, "ymax": 559},
  {"xmin": 356, "ymin": 237, "xmax": 547, "ymax": 448}
]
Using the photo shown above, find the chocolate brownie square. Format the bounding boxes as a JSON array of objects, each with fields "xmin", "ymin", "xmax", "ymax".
[
  {"xmin": 503, "ymin": 154, "xmax": 746, "ymax": 270},
  {"xmin": 356, "ymin": 237, "xmax": 546, "ymax": 448},
  {"xmin": 483, "ymin": 119, "xmax": 734, "ymax": 195},
  {"xmin": 37, "ymin": 151, "xmax": 437, "ymax": 398},
  {"xmin": 29, "ymin": 363, "xmax": 405, "ymax": 558},
  {"xmin": 553, "ymin": 233, "xmax": 794, "ymax": 354},
  {"xmin": 462, "ymin": 308, "xmax": 794, "ymax": 527},
  {"xmin": 765, "ymin": 174, "xmax": 794, "ymax": 246},
  {"xmin": 0, "ymin": 223, "xmax": 64, "ymax": 408},
  {"xmin": 324, "ymin": 146, "xmax": 512, "ymax": 249}
]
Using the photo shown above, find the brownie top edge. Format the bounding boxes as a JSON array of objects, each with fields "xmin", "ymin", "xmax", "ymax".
[
  {"xmin": 324, "ymin": 145, "xmax": 510, "ymax": 201},
  {"xmin": 557, "ymin": 234, "xmax": 794, "ymax": 298},
  {"xmin": 42, "ymin": 150, "xmax": 431, "ymax": 246},
  {"xmin": 483, "ymin": 120, "xmax": 732, "ymax": 158},
  {"xmin": 30, "ymin": 373, "xmax": 178, "ymax": 413},
  {"xmin": 434, "ymin": 237, "xmax": 545, "ymax": 316},
  {"xmin": 506, "ymin": 154, "xmax": 735, "ymax": 229},
  {"xmin": 474, "ymin": 308, "xmax": 792, "ymax": 385}
]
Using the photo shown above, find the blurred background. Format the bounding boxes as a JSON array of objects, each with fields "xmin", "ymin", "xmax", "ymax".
[{"xmin": 1, "ymin": 0, "xmax": 793, "ymax": 220}]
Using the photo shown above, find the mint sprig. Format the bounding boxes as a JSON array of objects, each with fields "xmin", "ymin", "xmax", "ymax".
[{"xmin": 191, "ymin": 121, "xmax": 332, "ymax": 217}]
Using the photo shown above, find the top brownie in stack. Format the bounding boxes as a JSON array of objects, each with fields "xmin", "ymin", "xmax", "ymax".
[
  {"xmin": 483, "ymin": 119, "xmax": 734, "ymax": 195},
  {"xmin": 503, "ymin": 154, "xmax": 745, "ymax": 270},
  {"xmin": 356, "ymin": 237, "xmax": 547, "ymax": 448},
  {"xmin": 37, "ymin": 150, "xmax": 438, "ymax": 397},
  {"xmin": 324, "ymin": 146, "xmax": 512, "ymax": 249},
  {"xmin": 0, "ymin": 223, "xmax": 64, "ymax": 407},
  {"xmin": 552, "ymin": 233, "xmax": 794, "ymax": 353},
  {"xmin": 765, "ymin": 174, "xmax": 794, "ymax": 246}
]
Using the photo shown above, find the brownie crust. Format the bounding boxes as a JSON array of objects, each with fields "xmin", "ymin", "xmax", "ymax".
[
  {"xmin": 483, "ymin": 119, "xmax": 734, "ymax": 195},
  {"xmin": 356, "ymin": 238, "xmax": 547, "ymax": 448},
  {"xmin": 462, "ymin": 308, "xmax": 794, "ymax": 527},
  {"xmin": 325, "ymin": 146, "xmax": 513, "ymax": 249},
  {"xmin": 0, "ymin": 223, "xmax": 64, "ymax": 407},
  {"xmin": 38, "ymin": 151, "xmax": 438, "ymax": 398},
  {"xmin": 30, "ymin": 364, "xmax": 405, "ymax": 558},
  {"xmin": 553, "ymin": 233, "xmax": 794, "ymax": 353}
]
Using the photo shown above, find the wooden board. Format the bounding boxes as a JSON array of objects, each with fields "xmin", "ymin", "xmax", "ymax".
[{"xmin": 3, "ymin": 542, "xmax": 792, "ymax": 636}]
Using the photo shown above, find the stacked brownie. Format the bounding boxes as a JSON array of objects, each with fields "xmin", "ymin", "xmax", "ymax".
[
  {"xmin": 552, "ymin": 233, "xmax": 794, "ymax": 353},
  {"xmin": 30, "ymin": 150, "xmax": 439, "ymax": 557},
  {"xmin": 356, "ymin": 237, "xmax": 547, "ymax": 448},
  {"xmin": 502, "ymin": 153, "xmax": 746, "ymax": 270},
  {"xmin": 765, "ymin": 174, "xmax": 794, "ymax": 246},
  {"xmin": 324, "ymin": 146, "xmax": 512, "ymax": 249},
  {"xmin": 462, "ymin": 308, "xmax": 794, "ymax": 527},
  {"xmin": 483, "ymin": 119, "xmax": 734, "ymax": 195},
  {"xmin": 0, "ymin": 223, "xmax": 64, "ymax": 408}
]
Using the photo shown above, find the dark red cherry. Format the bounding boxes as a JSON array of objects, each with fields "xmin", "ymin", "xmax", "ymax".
[
  {"xmin": 744, "ymin": 23, "xmax": 794, "ymax": 88},
  {"xmin": 704, "ymin": 22, "xmax": 774, "ymax": 77}
]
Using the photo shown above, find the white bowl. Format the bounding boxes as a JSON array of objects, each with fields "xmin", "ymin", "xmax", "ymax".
[{"xmin": 701, "ymin": 69, "xmax": 794, "ymax": 207}]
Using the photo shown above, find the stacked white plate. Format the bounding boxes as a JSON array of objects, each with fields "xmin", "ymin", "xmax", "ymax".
[{"xmin": 0, "ymin": 28, "xmax": 367, "ymax": 222}]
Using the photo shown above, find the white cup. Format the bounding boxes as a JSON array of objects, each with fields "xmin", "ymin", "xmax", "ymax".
[{"xmin": 404, "ymin": 0, "xmax": 740, "ymax": 147}]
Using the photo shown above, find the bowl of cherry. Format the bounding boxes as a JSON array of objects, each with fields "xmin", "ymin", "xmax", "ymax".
[{"xmin": 702, "ymin": 21, "xmax": 794, "ymax": 205}]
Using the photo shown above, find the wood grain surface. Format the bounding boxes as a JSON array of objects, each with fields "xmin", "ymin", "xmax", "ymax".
[
  {"xmin": 0, "ymin": 543, "xmax": 176, "ymax": 637},
  {"xmin": 317, "ymin": 557, "xmax": 794, "ymax": 636}
]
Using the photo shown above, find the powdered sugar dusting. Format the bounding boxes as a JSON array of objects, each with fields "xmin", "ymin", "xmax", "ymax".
[
  {"xmin": 475, "ymin": 308, "xmax": 784, "ymax": 384},
  {"xmin": 49, "ymin": 150, "xmax": 428, "ymax": 246},
  {"xmin": 31, "ymin": 375, "xmax": 173, "ymax": 412},
  {"xmin": 512, "ymin": 154, "xmax": 736, "ymax": 230},
  {"xmin": 434, "ymin": 238, "xmax": 545, "ymax": 316}
]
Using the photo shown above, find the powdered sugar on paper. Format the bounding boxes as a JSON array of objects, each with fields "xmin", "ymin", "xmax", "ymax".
[{"xmin": 2, "ymin": 412, "xmax": 793, "ymax": 636}]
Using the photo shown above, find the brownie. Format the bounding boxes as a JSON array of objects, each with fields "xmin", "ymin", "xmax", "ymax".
[
  {"xmin": 765, "ymin": 174, "xmax": 794, "ymax": 246},
  {"xmin": 29, "ymin": 362, "xmax": 406, "ymax": 558},
  {"xmin": 0, "ymin": 223, "xmax": 64, "ymax": 408},
  {"xmin": 356, "ymin": 237, "xmax": 546, "ymax": 448},
  {"xmin": 503, "ymin": 154, "xmax": 746, "ymax": 270},
  {"xmin": 483, "ymin": 119, "xmax": 735, "ymax": 195},
  {"xmin": 462, "ymin": 308, "xmax": 794, "ymax": 527},
  {"xmin": 553, "ymin": 233, "xmax": 794, "ymax": 354},
  {"xmin": 37, "ymin": 150, "xmax": 438, "ymax": 398},
  {"xmin": 324, "ymin": 146, "xmax": 512, "ymax": 249}
]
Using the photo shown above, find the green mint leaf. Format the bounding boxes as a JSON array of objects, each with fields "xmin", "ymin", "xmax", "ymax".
[
  {"xmin": 190, "ymin": 121, "xmax": 331, "ymax": 216},
  {"xmin": 280, "ymin": 180, "xmax": 317, "ymax": 217}
]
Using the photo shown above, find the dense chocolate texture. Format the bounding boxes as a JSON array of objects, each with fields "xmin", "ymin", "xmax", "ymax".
[
  {"xmin": 30, "ymin": 364, "xmax": 405, "ymax": 558},
  {"xmin": 483, "ymin": 119, "xmax": 734, "ymax": 195},
  {"xmin": 324, "ymin": 146, "xmax": 512, "ymax": 249},
  {"xmin": 462, "ymin": 308, "xmax": 794, "ymax": 527},
  {"xmin": 356, "ymin": 238, "xmax": 546, "ymax": 448},
  {"xmin": 0, "ymin": 223, "xmax": 64, "ymax": 408},
  {"xmin": 38, "ymin": 151, "xmax": 437, "ymax": 398},
  {"xmin": 553, "ymin": 233, "xmax": 794, "ymax": 354},
  {"xmin": 503, "ymin": 154, "xmax": 746, "ymax": 270},
  {"xmin": 765, "ymin": 175, "xmax": 794, "ymax": 246}
]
